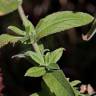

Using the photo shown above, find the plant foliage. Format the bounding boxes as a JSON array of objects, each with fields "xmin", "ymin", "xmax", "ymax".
[
  {"xmin": 0, "ymin": 1, "xmax": 94, "ymax": 96},
  {"xmin": 0, "ymin": 0, "xmax": 22, "ymax": 16},
  {"xmin": 36, "ymin": 11, "xmax": 93, "ymax": 40}
]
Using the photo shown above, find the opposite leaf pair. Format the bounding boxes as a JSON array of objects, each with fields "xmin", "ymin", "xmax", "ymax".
[{"xmin": 25, "ymin": 48, "xmax": 64, "ymax": 77}]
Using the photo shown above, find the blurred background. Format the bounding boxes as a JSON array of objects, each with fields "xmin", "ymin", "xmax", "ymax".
[{"xmin": 0, "ymin": 0, "xmax": 96, "ymax": 96}]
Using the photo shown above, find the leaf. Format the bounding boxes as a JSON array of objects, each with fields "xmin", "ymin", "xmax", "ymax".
[
  {"xmin": 19, "ymin": 35, "xmax": 31, "ymax": 43},
  {"xmin": 20, "ymin": 14, "xmax": 36, "ymax": 36},
  {"xmin": 22, "ymin": 17, "xmax": 36, "ymax": 42},
  {"xmin": 43, "ymin": 73, "xmax": 68, "ymax": 96},
  {"xmin": 82, "ymin": 19, "xmax": 96, "ymax": 41},
  {"xmin": 44, "ymin": 52, "xmax": 50, "ymax": 65},
  {"xmin": 25, "ymin": 51, "xmax": 45, "ymax": 65},
  {"xmin": 8, "ymin": 26, "xmax": 25, "ymax": 36},
  {"xmin": 70, "ymin": 80, "xmax": 81, "ymax": 87},
  {"xmin": 25, "ymin": 19, "xmax": 36, "ymax": 35},
  {"xmin": 38, "ymin": 44, "xmax": 45, "ymax": 54},
  {"xmin": 30, "ymin": 93, "xmax": 39, "ymax": 96},
  {"xmin": 49, "ymin": 48, "xmax": 64, "ymax": 64},
  {"xmin": 25, "ymin": 67, "xmax": 46, "ymax": 77},
  {"xmin": 52, "ymin": 70, "xmax": 75, "ymax": 96},
  {"xmin": 36, "ymin": 11, "xmax": 94, "ymax": 40},
  {"xmin": 47, "ymin": 63, "xmax": 60, "ymax": 70},
  {"xmin": 0, "ymin": 34, "xmax": 22, "ymax": 48},
  {"xmin": 43, "ymin": 70, "xmax": 75, "ymax": 96},
  {"xmin": 0, "ymin": 0, "xmax": 22, "ymax": 16}
]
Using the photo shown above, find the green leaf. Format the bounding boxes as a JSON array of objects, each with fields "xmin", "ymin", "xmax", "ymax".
[
  {"xmin": 25, "ymin": 51, "xmax": 45, "ymax": 65},
  {"xmin": 47, "ymin": 63, "xmax": 60, "ymax": 70},
  {"xmin": 36, "ymin": 11, "xmax": 94, "ymax": 40},
  {"xmin": 49, "ymin": 48, "xmax": 64, "ymax": 64},
  {"xmin": 43, "ymin": 70, "xmax": 75, "ymax": 96},
  {"xmin": 19, "ymin": 35, "xmax": 31, "ymax": 43},
  {"xmin": 8, "ymin": 26, "xmax": 25, "ymax": 36},
  {"xmin": 43, "ymin": 73, "xmax": 68, "ymax": 96},
  {"xmin": 30, "ymin": 93, "xmax": 39, "ymax": 96},
  {"xmin": 21, "ymin": 15, "xmax": 36, "ymax": 37},
  {"xmin": 25, "ymin": 19, "xmax": 36, "ymax": 35},
  {"xmin": 38, "ymin": 44, "xmax": 45, "ymax": 54},
  {"xmin": 44, "ymin": 52, "xmax": 50, "ymax": 65},
  {"xmin": 52, "ymin": 70, "xmax": 75, "ymax": 96},
  {"xmin": 70, "ymin": 80, "xmax": 81, "ymax": 87},
  {"xmin": 0, "ymin": 0, "xmax": 22, "ymax": 16},
  {"xmin": 30, "ymin": 93, "xmax": 40, "ymax": 96},
  {"xmin": 0, "ymin": 34, "xmax": 22, "ymax": 48},
  {"xmin": 22, "ymin": 17, "xmax": 36, "ymax": 43},
  {"xmin": 25, "ymin": 67, "xmax": 46, "ymax": 77}
]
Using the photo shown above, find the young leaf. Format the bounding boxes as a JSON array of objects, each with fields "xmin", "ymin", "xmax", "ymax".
[
  {"xmin": 49, "ymin": 48, "xmax": 64, "ymax": 64},
  {"xmin": 30, "ymin": 93, "xmax": 39, "ymax": 96},
  {"xmin": 25, "ymin": 67, "xmax": 46, "ymax": 77},
  {"xmin": 25, "ymin": 51, "xmax": 45, "ymax": 65},
  {"xmin": 24, "ymin": 18, "xmax": 36, "ymax": 36},
  {"xmin": 0, "ymin": 34, "xmax": 22, "ymax": 48},
  {"xmin": 38, "ymin": 44, "xmax": 45, "ymax": 54},
  {"xmin": 44, "ymin": 52, "xmax": 50, "ymax": 65},
  {"xmin": 8, "ymin": 26, "xmax": 25, "ymax": 36},
  {"xmin": 0, "ymin": 0, "xmax": 22, "ymax": 16},
  {"xmin": 19, "ymin": 35, "xmax": 32, "ymax": 43},
  {"xmin": 36, "ymin": 11, "xmax": 94, "ymax": 40},
  {"xmin": 70, "ymin": 80, "xmax": 81, "ymax": 87},
  {"xmin": 47, "ymin": 63, "xmax": 60, "ymax": 70},
  {"xmin": 19, "ymin": 10, "xmax": 36, "ymax": 36},
  {"xmin": 43, "ymin": 70, "xmax": 75, "ymax": 96}
]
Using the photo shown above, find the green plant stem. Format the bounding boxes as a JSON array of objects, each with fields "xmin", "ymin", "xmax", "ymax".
[
  {"xmin": 18, "ymin": 6, "xmax": 27, "ymax": 26},
  {"xmin": 18, "ymin": 5, "xmax": 41, "ymax": 54},
  {"xmin": 32, "ymin": 43, "xmax": 41, "ymax": 54}
]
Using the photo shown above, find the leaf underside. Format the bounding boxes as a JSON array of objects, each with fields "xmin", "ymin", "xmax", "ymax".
[
  {"xmin": 36, "ymin": 11, "xmax": 94, "ymax": 40},
  {"xmin": 0, "ymin": 34, "xmax": 22, "ymax": 48}
]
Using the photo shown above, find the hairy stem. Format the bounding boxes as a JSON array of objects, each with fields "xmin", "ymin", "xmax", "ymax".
[
  {"xmin": 18, "ymin": 6, "xmax": 27, "ymax": 26},
  {"xmin": 18, "ymin": 5, "xmax": 41, "ymax": 54},
  {"xmin": 32, "ymin": 43, "xmax": 41, "ymax": 54}
]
